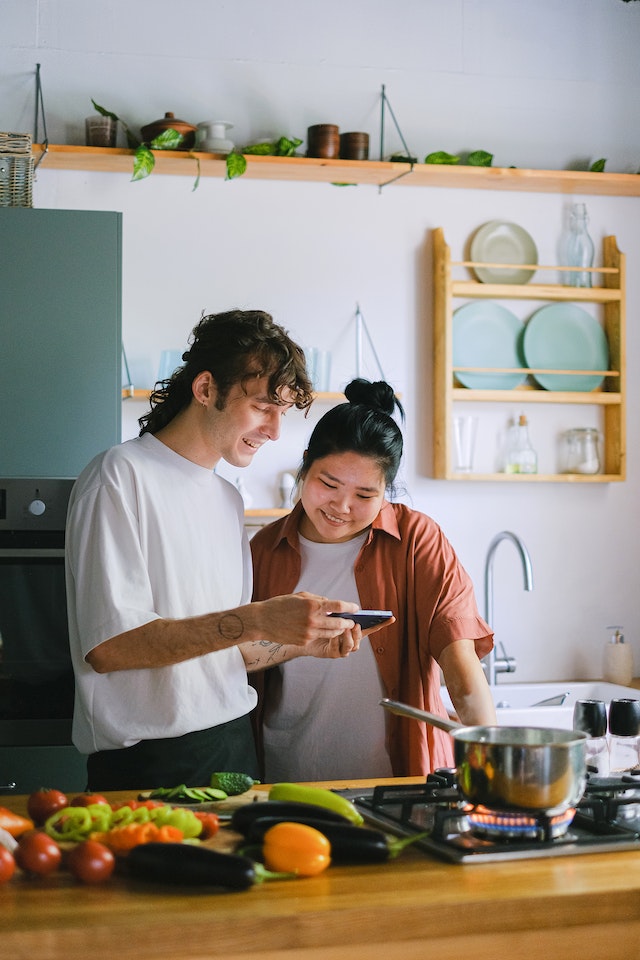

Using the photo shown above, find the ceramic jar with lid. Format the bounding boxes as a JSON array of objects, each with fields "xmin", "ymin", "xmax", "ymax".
[{"xmin": 140, "ymin": 112, "xmax": 197, "ymax": 150}]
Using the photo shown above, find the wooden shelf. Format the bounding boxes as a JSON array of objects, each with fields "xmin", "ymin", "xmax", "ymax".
[
  {"xmin": 432, "ymin": 229, "xmax": 626, "ymax": 483},
  {"xmin": 34, "ymin": 144, "xmax": 640, "ymax": 196}
]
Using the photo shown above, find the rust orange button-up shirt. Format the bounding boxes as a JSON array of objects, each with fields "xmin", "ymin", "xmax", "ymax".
[{"xmin": 250, "ymin": 500, "xmax": 493, "ymax": 776}]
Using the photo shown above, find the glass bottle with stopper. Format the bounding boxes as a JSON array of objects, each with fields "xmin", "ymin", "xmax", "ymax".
[
  {"xmin": 565, "ymin": 202, "xmax": 595, "ymax": 288},
  {"xmin": 505, "ymin": 414, "xmax": 537, "ymax": 474}
]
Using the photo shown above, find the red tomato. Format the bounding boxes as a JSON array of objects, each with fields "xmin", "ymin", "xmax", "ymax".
[
  {"xmin": 69, "ymin": 792, "xmax": 109, "ymax": 808},
  {"xmin": 27, "ymin": 788, "xmax": 69, "ymax": 825},
  {"xmin": 0, "ymin": 846, "xmax": 16, "ymax": 884},
  {"xmin": 14, "ymin": 831, "xmax": 62, "ymax": 876},
  {"xmin": 194, "ymin": 811, "xmax": 220, "ymax": 840},
  {"xmin": 67, "ymin": 840, "xmax": 115, "ymax": 885}
]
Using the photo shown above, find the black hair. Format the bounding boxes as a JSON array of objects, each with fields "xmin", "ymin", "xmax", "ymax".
[
  {"xmin": 139, "ymin": 309, "xmax": 313, "ymax": 435},
  {"xmin": 298, "ymin": 378, "xmax": 405, "ymax": 492}
]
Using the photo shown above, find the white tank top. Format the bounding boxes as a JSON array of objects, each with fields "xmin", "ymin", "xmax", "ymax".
[{"xmin": 262, "ymin": 530, "xmax": 393, "ymax": 781}]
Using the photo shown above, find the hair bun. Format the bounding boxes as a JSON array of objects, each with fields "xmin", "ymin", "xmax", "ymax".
[{"xmin": 344, "ymin": 378, "xmax": 397, "ymax": 417}]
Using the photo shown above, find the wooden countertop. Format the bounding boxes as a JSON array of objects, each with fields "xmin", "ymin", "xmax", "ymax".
[{"xmin": 3, "ymin": 779, "xmax": 640, "ymax": 960}]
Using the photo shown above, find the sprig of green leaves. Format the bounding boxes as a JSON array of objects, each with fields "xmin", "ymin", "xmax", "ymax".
[
  {"xmin": 225, "ymin": 135, "xmax": 303, "ymax": 179},
  {"xmin": 424, "ymin": 151, "xmax": 460, "ymax": 165},
  {"xmin": 91, "ymin": 99, "xmax": 195, "ymax": 186}
]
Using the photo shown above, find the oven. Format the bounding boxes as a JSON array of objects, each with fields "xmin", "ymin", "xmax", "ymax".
[{"xmin": 0, "ymin": 478, "xmax": 86, "ymax": 793}]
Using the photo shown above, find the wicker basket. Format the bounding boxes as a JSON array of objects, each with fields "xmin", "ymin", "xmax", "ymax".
[{"xmin": 0, "ymin": 132, "xmax": 34, "ymax": 207}]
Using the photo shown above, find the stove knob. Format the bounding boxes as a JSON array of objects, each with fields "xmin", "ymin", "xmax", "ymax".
[
  {"xmin": 27, "ymin": 498, "xmax": 46, "ymax": 517},
  {"xmin": 430, "ymin": 767, "xmax": 457, "ymax": 788}
]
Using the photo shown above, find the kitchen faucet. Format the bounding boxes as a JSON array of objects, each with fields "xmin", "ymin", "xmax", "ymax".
[{"xmin": 483, "ymin": 531, "xmax": 534, "ymax": 686}]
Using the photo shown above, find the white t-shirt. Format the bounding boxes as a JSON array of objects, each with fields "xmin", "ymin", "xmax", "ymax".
[
  {"xmin": 263, "ymin": 531, "xmax": 393, "ymax": 781},
  {"xmin": 66, "ymin": 433, "xmax": 257, "ymax": 754}
]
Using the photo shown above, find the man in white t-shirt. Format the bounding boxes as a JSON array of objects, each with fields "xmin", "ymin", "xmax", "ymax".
[{"xmin": 66, "ymin": 309, "xmax": 360, "ymax": 790}]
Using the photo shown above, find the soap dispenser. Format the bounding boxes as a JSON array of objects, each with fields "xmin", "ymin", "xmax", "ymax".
[{"xmin": 603, "ymin": 626, "xmax": 633, "ymax": 686}]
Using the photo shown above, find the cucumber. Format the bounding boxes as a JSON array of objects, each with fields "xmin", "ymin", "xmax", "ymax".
[
  {"xmin": 147, "ymin": 784, "xmax": 228, "ymax": 803},
  {"xmin": 210, "ymin": 772, "xmax": 259, "ymax": 796}
]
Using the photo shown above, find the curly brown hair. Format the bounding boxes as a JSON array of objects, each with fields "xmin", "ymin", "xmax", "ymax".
[{"xmin": 139, "ymin": 309, "xmax": 314, "ymax": 435}]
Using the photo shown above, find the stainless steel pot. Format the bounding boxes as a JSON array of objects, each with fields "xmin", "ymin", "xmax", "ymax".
[{"xmin": 380, "ymin": 698, "xmax": 587, "ymax": 815}]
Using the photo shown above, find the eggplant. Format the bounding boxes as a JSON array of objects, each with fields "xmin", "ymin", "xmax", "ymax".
[
  {"xmin": 238, "ymin": 814, "xmax": 425, "ymax": 864},
  {"xmin": 243, "ymin": 815, "xmax": 393, "ymax": 863},
  {"xmin": 126, "ymin": 842, "xmax": 257, "ymax": 889},
  {"xmin": 230, "ymin": 800, "xmax": 351, "ymax": 835}
]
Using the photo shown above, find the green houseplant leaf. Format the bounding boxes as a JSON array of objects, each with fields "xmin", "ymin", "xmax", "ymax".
[
  {"xmin": 132, "ymin": 144, "xmax": 156, "ymax": 181},
  {"xmin": 590, "ymin": 158, "xmax": 607, "ymax": 172},
  {"xmin": 150, "ymin": 128, "xmax": 184, "ymax": 151},
  {"xmin": 467, "ymin": 150, "xmax": 493, "ymax": 167},
  {"xmin": 424, "ymin": 151, "xmax": 460, "ymax": 165},
  {"xmin": 275, "ymin": 136, "xmax": 302, "ymax": 157},
  {"xmin": 242, "ymin": 142, "xmax": 275, "ymax": 155},
  {"xmin": 226, "ymin": 152, "xmax": 248, "ymax": 179}
]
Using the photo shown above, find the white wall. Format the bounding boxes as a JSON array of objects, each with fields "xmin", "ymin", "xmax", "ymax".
[{"xmin": 3, "ymin": 0, "xmax": 640, "ymax": 683}]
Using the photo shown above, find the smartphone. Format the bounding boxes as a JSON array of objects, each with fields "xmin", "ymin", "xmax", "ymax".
[{"xmin": 329, "ymin": 610, "xmax": 393, "ymax": 628}]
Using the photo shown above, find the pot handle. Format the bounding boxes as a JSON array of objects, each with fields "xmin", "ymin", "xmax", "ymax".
[{"xmin": 379, "ymin": 698, "xmax": 463, "ymax": 733}]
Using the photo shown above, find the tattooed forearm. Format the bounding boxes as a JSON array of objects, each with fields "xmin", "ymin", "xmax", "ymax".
[
  {"xmin": 241, "ymin": 639, "xmax": 294, "ymax": 671},
  {"xmin": 218, "ymin": 614, "xmax": 244, "ymax": 641}
]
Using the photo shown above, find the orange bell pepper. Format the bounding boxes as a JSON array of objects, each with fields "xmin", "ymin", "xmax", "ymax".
[
  {"xmin": 0, "ymin": 806, "xmax": 34, "ymax": 838},
  {"xmin": 262, "ymin": 821, "xmax": 331, "ymax": 877}
]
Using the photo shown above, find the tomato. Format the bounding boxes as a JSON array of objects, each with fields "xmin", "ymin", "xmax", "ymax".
[
  {"xmin": 67, "ymin": 840, "xmax": 115, "ymax": 885},
  {"xmin": 69, "ymin": 792, "xmax": 109, "ymax": 808},
  {"xmin": 194, "ymin": 811, "xmax": 220, "ymax": 840},
  {"xmin": 14, "ymin": 831, "xmax": 62, "ymax": 876},
  {"xmin": 0, "ymin": 846, "xmax": 16, "ymax": 884},
  {"xmin": 27, "ymin": 788, "xmax": 69, "ymax": 825}
]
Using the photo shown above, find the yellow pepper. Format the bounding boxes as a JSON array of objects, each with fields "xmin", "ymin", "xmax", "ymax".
[{"xmin": 262, "ymin": 822, "xmax": 331, "ymax": 877}]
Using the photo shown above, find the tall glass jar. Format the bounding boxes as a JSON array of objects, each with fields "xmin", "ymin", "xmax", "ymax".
[{"xmin": 565, "ymin": 203, "xmax": 595, "ymax": 288}]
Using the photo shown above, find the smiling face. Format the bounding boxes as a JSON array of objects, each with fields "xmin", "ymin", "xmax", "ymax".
[
  {"xmin": 298, "ymin": 451, "xmax": 387, "ymax": 543},
  {"xmin": 209, "ymin": 375, "xmax": 296, "ymax": 468}
]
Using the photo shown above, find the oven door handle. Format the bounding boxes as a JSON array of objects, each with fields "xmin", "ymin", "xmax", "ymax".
[{"xmin": 0, "ymin": 548, "xmax": 65, "ymax": 558}]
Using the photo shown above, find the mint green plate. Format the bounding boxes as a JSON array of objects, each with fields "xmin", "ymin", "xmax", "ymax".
[
  {"xmin": 453, "ymin": 301, "xmax": 526, "ymax": 389},
  {"xmin": 523, "ymin": 304, "xmax": 609, "ymax": 391}
]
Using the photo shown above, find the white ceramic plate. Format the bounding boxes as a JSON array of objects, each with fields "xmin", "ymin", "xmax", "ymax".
[
  {"xmin": 453, "ymin": 301, "xmax": 527, "ymax": 389},
  {"xmin": 523, "ymin": 304, "xmax": 609, "ymax": 391},
  {"xmin": 470, "ymin": 220, "xmax": 538, "ymax": 284}
]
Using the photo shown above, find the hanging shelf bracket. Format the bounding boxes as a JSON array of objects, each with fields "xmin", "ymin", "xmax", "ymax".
[
  {"xmin": 32, "ymin": 63, "xmax": 49, "ymax": 171},
  {"xmin": 378, "ymin": 84, "xmax": 415, "ymax": 191},
  {"xmin": 354, "ymin": 303, "xmax": 387, "ymax": 381}
]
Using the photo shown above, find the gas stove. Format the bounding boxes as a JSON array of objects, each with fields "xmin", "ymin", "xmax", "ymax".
[{"xmin": 343, "ymin": 769, "xmax": 640, "ymax": 863}]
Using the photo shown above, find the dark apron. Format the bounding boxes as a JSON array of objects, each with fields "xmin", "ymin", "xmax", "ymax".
[{"xmin": 86, "ymin": 714, "xmax": 258, "ymax": 791}]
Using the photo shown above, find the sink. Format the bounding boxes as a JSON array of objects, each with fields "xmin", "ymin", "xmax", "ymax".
[{"xmin": 439, "ymin": 681, "xmax": 640, "ymax": 730}]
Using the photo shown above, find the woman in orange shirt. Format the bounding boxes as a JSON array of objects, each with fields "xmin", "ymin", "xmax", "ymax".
[{"xmin": 247, "ymin": 379, "xmax": 495, "ymax": 780}]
